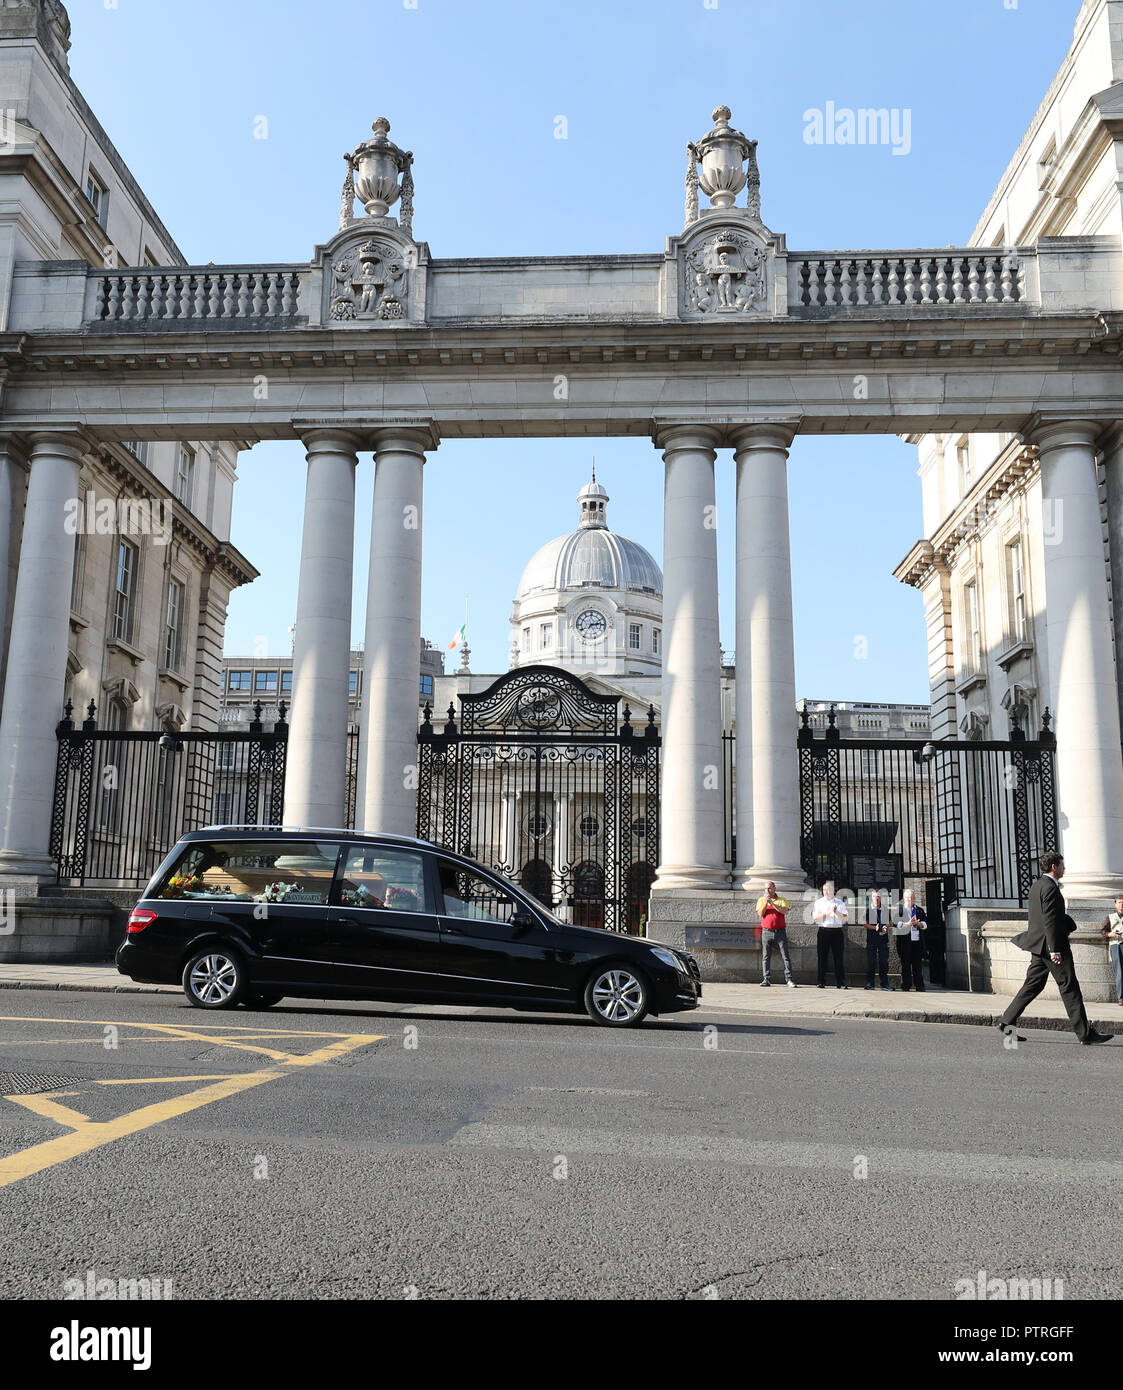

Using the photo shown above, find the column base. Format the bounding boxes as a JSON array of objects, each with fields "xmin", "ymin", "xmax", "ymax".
[
  {"xmin": 1058, "ymin": 872, "xmax": 1123, "ymax": 901},
  {"xmin": 651, "ymin": 865, "xmax": 732, "ymax": 893},
  {"xmin": 0, "ymin": 851, "xmax": 56, "ymax": 882},
  {"xmin": 735, "ymin": 865, "xmax": 811, "ymax": 900}
]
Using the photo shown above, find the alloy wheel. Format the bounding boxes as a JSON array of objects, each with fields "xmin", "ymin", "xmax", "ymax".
[
  {"xmin": 591, "ymin": 968, "xmax": 644, "ymax": 1023},
  {"xmin": 189, "ymin": 952, "xmax": 239, "ymax": 1005}
]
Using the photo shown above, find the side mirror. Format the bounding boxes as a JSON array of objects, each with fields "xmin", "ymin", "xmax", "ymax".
[{"xmin": 511, "ymin": 909, "xmax": 537, "ymax": 933}]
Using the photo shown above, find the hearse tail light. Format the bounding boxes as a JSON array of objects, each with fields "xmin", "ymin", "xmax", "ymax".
[{"xmin": 127, "ymin": 909, "xmax": 157, "ymax": 934}]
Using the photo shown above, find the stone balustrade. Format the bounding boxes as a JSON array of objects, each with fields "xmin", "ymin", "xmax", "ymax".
[
  {"xmin": 89, "ymin": 267, "xmax": 305, "ymax": 325},
  {"xmin": 789, "ymin": 249, "xmax": 1034, "ymax": 310}
]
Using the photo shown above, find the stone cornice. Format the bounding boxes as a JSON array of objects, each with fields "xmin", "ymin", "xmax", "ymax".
[{"xmin": 893, "ymin": 442, "xmax": 1039, "ymax": 588}]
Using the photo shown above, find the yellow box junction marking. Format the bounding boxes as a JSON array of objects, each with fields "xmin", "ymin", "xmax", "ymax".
[{"xmin": 0, "ymin": 1014, "xmax": 385, "ymax": 1190}]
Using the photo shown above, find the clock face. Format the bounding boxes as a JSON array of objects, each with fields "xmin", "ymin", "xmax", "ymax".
[{"xmin": 575, "ymin": 608, "xmax": 608, "ymax": 643}]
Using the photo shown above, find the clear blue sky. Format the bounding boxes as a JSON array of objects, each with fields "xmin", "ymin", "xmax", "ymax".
[{"xmin": 67, "ymin": 0, "xmax": 1078, "ymax": 701}]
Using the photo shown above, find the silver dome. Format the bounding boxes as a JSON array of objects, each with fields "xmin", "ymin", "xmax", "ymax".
[{"xmin": 516, "ymin": 528, "xmax": 663, "ymax": 598}]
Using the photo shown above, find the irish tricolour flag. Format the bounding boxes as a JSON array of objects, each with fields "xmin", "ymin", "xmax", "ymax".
[{"xmin": 447, "ymin": 623, "xmax": 466, "ymax": 651}]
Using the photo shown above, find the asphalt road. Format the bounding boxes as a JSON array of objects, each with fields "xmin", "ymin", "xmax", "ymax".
[{"xmin": 0, "ymin": 989, "xmax": 1119, "ymax": 1300}]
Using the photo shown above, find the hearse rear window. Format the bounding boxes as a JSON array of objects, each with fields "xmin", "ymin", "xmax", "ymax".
[
  {"xmin": 338, "ymin": 845, "xmax": 429, "ymax": 913},
  {"xmin": 158, "ymin": 840, "xmax": 339, "ymax": 903}
]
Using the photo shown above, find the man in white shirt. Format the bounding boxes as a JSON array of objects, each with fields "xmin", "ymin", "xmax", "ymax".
[{"xmin": 813, "ymin": 879, "xmax": 848, "ymax": 989}]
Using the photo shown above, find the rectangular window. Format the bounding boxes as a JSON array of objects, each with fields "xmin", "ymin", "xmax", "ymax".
[
  {"xmin": 1007, "ymin": 538, "xmax": 1027, "ymax": 641},
  {"xmin": 419, "ymin": 674, "xmax": 434, "ymax": 697},
  {"xmin": 143, "ymin": 246, "xmax": 159, "ymax": 267},
  {"xmin": 963, "ymin": 579, "xmax": 982, "ymax": 674},
  {"xmin": 280, "ymin": 670, "xmax": 293, "ymax": 693},
  {"xmin": 85, "ymin": 167, "xmax": 108, "ymax": 226},
  {"xmin": 957, "ymin": 438, "xmax": 972, "ymax": 494},
  {"xmin": 629, "ymin": 624, "xmax": 642, "ymax": 651},
  {"xmin": 156, "ymin": 838, "xmax": 340, "ymax": 903},
  {"xmin": 539, "ymin": 624, "xmax": 552, "ymax": 649},
  {"xmin": 227, "ymin": 670, "xmax": 252, "ymax": 692},
  {"xmin": 348, "ymin": 671, "xmax": 359, "ymax": 696},
  {"xmin": 338, "ymin": 845, "xmax": 430, "ymax": 912},
  {"xmin": 70, "ymin": 528, "xmax": 86, "ymax": 614},
  {"xmin": 212, "ymin": 792, "xmax": 234, "ymax": 825},
  {"xmin": 125, "ymin": 441, "xmax": 149, "ymax": 465},
  {"xmin": 522, "ymin": 628, "xmax": 531, "ymax": 650},
  {"xmin": 652, "ymin": 628, "xmax": 661, "ymax": 655},
  {"xmin": 175, "ymin": 444, "xmax": 195, "ymax": 508},
  {"xmin": 254, "ymin": 670, "xmax": 278, "ymax": 693},
  {"xmin": 113, "ymin": 539, "xmax": 138, "ymax": 643},
  {"xmin": 163, "ymin": 578, "xmax": 184, "ymax": 670}
]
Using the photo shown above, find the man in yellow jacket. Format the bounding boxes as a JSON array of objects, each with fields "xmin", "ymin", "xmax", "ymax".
[{"xmin": 757, "ymin": 881, "xmax": 797, "ymax": 988}]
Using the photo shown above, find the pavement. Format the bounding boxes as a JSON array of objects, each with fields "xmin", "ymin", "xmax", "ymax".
[
  {"xmin": 1, "ymin": 961, "xmax": 1120, "ymax": 1033},
  {"xmin": 0, "ymin": 989, "xmax": 1120, "ymax": 1300}
]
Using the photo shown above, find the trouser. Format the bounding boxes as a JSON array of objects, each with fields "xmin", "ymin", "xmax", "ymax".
[
  {"xmin": 1111, "ymin": 941, "xmax": 1123, "ymax": 1001},
  {"xmin": 865, "ymin": 930, "xmax": 890, "ymax": 986},
  {"xmin": 817, "ymin": 927, "xmax": 845, "ymax": 986},
  {"xmin": 761, "ymin": 927, "xmax": 793, "ymax": 983},
  {"xmin": 896, "ymin": 935, "xmax": 925, "ymax": 991},
  {"xmin": 1000, "ymin": 949, "xmax": 1092, "ymax": 1041}
]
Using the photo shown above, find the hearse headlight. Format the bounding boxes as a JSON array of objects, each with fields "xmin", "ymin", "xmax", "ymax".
[{"xmin": 649, "ymin": 946, "xmax": 684, "ymax": 972}]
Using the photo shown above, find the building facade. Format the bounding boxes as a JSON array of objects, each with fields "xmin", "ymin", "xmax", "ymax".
[{"xmin": 0, "ymin": 0, "xmax": 256, "ymax": 771}]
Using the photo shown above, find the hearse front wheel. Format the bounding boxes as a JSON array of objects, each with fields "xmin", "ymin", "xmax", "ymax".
[{"xmin": 584, "ymin": 964, "xmax": 650, "ymax": 1027}]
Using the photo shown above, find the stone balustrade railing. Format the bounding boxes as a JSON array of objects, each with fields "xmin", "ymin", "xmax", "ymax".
[
  {"xmin": 789, "ymin": 249, "xmax": 1034, "ymax": 310},
  {"xmin": 89, "ymin": 267, "xmax": 305, "ymax": 324}
]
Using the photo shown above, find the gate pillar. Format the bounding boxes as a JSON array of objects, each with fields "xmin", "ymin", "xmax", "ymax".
[
  {"xmin": 651, "ymin": 423, "xmax": 727, "ymax": 892},
  {"xmin": 357, "ymin": 425, "xmax": 435, "ymax": 835},
  {"xmin": 0, "ymin": 430, "xmax": 86, "ymax": 878},
  {"xmin": 732, "ymin": 423, "xmax": 805, "ymax": 897},
  {"xmin": 1034, "ymin": 420, "xmax": 1123, "ymax": 897},
  {"xmin": 284, "ymin": 427, "xmax": 359, "ymax": 828}
]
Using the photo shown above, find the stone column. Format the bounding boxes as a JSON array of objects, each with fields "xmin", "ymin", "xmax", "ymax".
[
  {"xmin": 732, "ymin": 424, "xmax": 805, "ymax": 897},
  {"xmin": 0, "ymin": 431, "xmax": 85, "ymax": 876},
  {"xmin": 0, "ymin": 439, "xmax": 25, "ymax": 696},
  {"xmin": 284, "ymin": 429, "xmax": 358, "ymax": 828},
  {"xmin": 1034, "ymin": 421, "xmax": 1123, "ymax": 897},
  {"xmin": 357, "ymin": 427, "xmax": 432, "ymax": 835},
  {"xmin": 652, "ymin": 424, "xmax": 727, "ymax": 891}
]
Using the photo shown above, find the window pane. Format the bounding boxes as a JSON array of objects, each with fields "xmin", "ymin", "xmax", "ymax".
[
  {"xmin": 158, "ymin": 840, "xmax": 339, "ymax": 902},
  {"xmin": 338, "ymin": 846, "xmax": 428, "ymax": 912},
  {"xmin": 437, "ymin": 860, "xmax": 519, "ymax": 924}
]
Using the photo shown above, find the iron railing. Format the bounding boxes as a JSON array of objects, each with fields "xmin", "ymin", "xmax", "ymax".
[
  {"xmin": 51, "ymin": 700, "xmax": 288, "ymax": 887},
  {"xmin": 796, "ymin": 704, "xmax": 1056, "ymax": 906}
]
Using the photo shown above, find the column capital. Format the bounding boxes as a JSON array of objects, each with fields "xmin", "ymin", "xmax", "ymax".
[
  {"xmin": 1023, "ymin": 417, "xmax": 1100, "ymax": 454},
  {"xmin": 293, "ymin": 425, "xmax": 361, "ymax": 456},
  {"xmin": 12, "ymin": 427, "xmax": 91, "ymax": 463},
  {"xmin": 369, "ymin": 423, "xmax": 438, "ymax": 456},
  {"xmin": 653, "ymin": 420, "xmax": 721, "ymax": 454},
  {"xmin": 729, "ymin": 422, "xmax": 797, "ymax": 454}
]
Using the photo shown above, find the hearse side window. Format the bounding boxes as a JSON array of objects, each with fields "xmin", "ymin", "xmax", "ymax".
[
  {"xmin": 436, "ymin": 859, "xmax": 522, "ymax": 925},
  {"xmin": 158, "ymin": 840, "xmax": 340, "ymax": 904},
  {"xmin": 337, "ymin": 846, "xmax": 429, "ymax": 913}
]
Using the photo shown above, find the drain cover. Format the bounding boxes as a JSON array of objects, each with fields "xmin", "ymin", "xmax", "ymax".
[{"xmin": 0, "ymin": 1072, "xmax": 84, "ymax": 1096}]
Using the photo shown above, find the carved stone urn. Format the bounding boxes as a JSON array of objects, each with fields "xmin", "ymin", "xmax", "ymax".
[
  {"xmin": 351, "ymin": 117, "xmax": 411, "ymax": 217},
  {"xmin": 691, "ymin": 105, "xmax": 753, "ymax": 209}
]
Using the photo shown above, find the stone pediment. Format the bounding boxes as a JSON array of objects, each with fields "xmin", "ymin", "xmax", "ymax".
[
  {"xmin": 314, "ymin": 221, "xmax": 429, "ymax": 327},
  {"xmin": 668, "ymin": 215, "xmax": 786, "ymax": 320}
]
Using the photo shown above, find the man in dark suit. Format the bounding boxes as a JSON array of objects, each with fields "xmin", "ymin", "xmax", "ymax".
[{"xmin": 997, "ymin": 851, "xmax": 1112, "ymax": 1045}]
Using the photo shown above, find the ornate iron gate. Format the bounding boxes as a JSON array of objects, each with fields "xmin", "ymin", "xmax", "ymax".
[
  {"xmin": 51, "ymin": 700, "xmax": 288, "ymax": 887},
  {"xmin": 797, "ymin": 705, "xmax": 1056, "ymax": 906},
  {"xmin": 416, "ymin": 666, "xmax": 660, "ymax": 933}
]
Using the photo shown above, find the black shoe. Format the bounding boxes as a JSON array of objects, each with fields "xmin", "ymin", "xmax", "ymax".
[
  {"xmin": 996, "ymin": 1020, "xmax": 1026, "ymax": 1042},
  {"xmin": 760, "ymin": 980, "xmax": 771, "ymax": 987},
  {"xmin": 1081, "ymin": 1030, "xmax": 1113, "ymax": 1046},
  {"xmin": 864, "ymin": 984, "xmax": 874, "ymax": 990},
  {"xmin": 817, "ymin": 983, "xmax": 825, "ymax": 989}
]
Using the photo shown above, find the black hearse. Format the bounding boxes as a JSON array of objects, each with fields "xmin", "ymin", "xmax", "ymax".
[{"xmin": 116, "ymin": 827, "xmax": 701, "ymax": 1027}]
